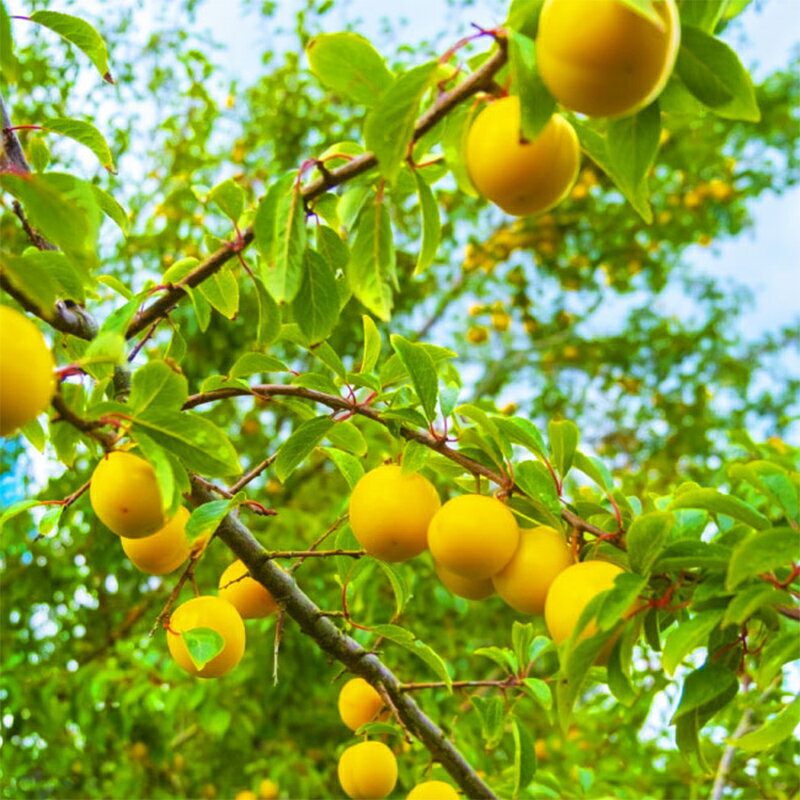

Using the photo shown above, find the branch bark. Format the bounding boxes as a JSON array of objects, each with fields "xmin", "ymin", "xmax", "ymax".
[{"xmin": 190, "ymin": 480, "xmax": 497, "ymax": 800}]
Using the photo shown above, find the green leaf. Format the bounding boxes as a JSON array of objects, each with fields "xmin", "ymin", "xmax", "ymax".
[
  {"xmin": 506, "ymin": 0, "xmax": 544, "ymax": 38},
  {"xmin": 607, "ymin": 639, "xmax": 636, "ymax": 706},
  {"xmin": 726, "ymin": 528, "xmax": 800, "ymax": 590},
  {"xmin": 0, "ymin": 252, "xmax": 58, "ymax": 309},
  {"xmin": 495, "ymin": 417, "xmax": 547, "ymax": 458},
  {"xmin": 401, "ymin": 440, "xmax": 429, "ymax": 475},
  {"xmin": 255, "ymin": 172, "xmax": 307, "ymax": 304},
  {"xmin": 677, "ymin": 0, "xmax": 728, "ymax": 32},
  {"xmin": 572, "ymin": 120, "xmax": 652, "ymax": 222},
  {"xmin": 676, "ymin": 26, "xmax": 760, "ymax": 121},
  {"xmin": 208, "ymin": 178, "xmax": 244, "ymax": 222},
  {"xmin": 661, "ymin": 609, "xmax": 724, "ymax": 676},
  {"xmin": 360, "ymin": 314, "xmax": 381, "ymax": 374},
  {"xmin": 617, "ymin": 0, "xmax": 663, "ymax": 25},
  {"xmin": 90, "ymin": 185, "xmax": 129, "ymax": 235},
  {"xmin": 316, "ymin": 224, "xmax": 349, "ymax": 275},
  {"xmin": 471, "ymin": 696, "xmax": 505, "ymax": 749},
  {"xmin": 228, "ymin": 353, "xmax": 288, "ymax": 379},
  {"xmin": 671, "ymin": 663, "xmax": 738, "ymax": 722},
  {"xmin": 729, "ymin": 698, "xmax": 800, "ymax": 752},
  {"xmin": 274, "ymin": 417, "xmax": 334, "ymax": 482},
  {"xmin": 43, "ymin": 118, "xmax": 115, "ymax": 172},
  {"xmin": 627, "ymin": 512, "xmax": 673, "ymax": 576},
  {"xmin": 321, "ymin": 447, "xmax": 364, "ymax": 490},
  {"xmin": 182, "ymin": 627, "xmax": 225, "ymax": 671},
  {"xmin": 721, "ymin": 584, "xmax": 792, "ymax": 628},
  {"xmin": 412, "ymin": 171, "xmax": 441, "ymax": 275},
  {"xmin": 308, "ymin": 341, "xmax": 347, "ymax": 379},
  {"xmin": 29, "ymin": 10, "xmax": 113, "ymax": 82},
  {"xmin": 129, "ymin": 361, "xmax": 188, "ymax": 416},
  {"xmin": 377, "ymin": 562, "xmax": 410, "ymax": 617},
  {"xmin": 81, "ymin": 331, "xmax": 125, "ymax": 379},
  {"xmin": 28, "ymin": 135, "xmax": 50, "ymax": 172},
  {"xmin": 548, "ymin": 419, "xmax": 579, "ymax": 478},
  {"xmin": 348, "ymin": 197, "xmax": 395, "ymax": 321},
  {"xmin": 132, "ymin": 411, "xmax": 242, "ymax": 477},
  {"xmin": 0, "ymin": 172, "xmax": 100, "ymax": 265},
  {"xmin": 512, "ymin": 715, "xmax": 537, "ymax": 797},
  {"xmin": 508, "ymin": 30, "xmax": 555, "ymax": 141},
  {"xmin": 729, "ymin": 461, "xmax": 799, "ymax": 523},
  {"xmin": 669, "ymin": 488, "xmax": 770, "ymax": 530},
  {"xmin": 0, "ymin": 0, "xmax": 18, "ymax": 83},
  {"xmin": 364, "ymin": 61, "xmax": 438, "ymax": 183},
  {"xmin": 253, "ymin": 275, "xmax": 281, "ymax": 347},
  {"xmin": 474, "ymin": 646, "xmax": 518, "ymax": 675},
  {"xmin": 512, "ymin": 622, "xmax": 535, "ymax": 675},
  {"xmin": 390, "ymin": 335, "xmax": 439, "ymax": 422},
  {"xmin": 370, "ymin": 623, "xmax": 452, "ymax": 691},
  {"xmin": 0, "ymin": 499, "xmax": 40, "ymax": 532},
  {"xmin": 456, "ymin": 404, "xmax": 511, "ymax": 461},
  {"xmin": 606, "ymin": 102, "xmax": 660, "ymax": 200},
  {"xmin": 515, "ymin": 461, "xmax": 561, "ymax": 515},
  {"xmin": 133, "ymin": 431, "xmax": 182, "ymax": 518},
  {"xmin": 306, "ymin": 32, "xmax": 393, "ymax": 107},
  {"xmin": 292, "ymin": 248, "xmax": 339, "ymax": 343},
  {"xmin": 522, "ymin": 677, "xmax": 552, "ymax": 711},
  {"xmin": 442, "ymin": 104, "xmax": 479, "ymax": 197},
  {"xmin": 198, "ymin": 267, "xmax": 239, "ymax": 320},
  {"xmin": 652, "ymin": 539, "xmax": 732, "ymax": 572},
  {"xmin": 186, "ymin": 500, "xmax": 236, "ymax": 539}
]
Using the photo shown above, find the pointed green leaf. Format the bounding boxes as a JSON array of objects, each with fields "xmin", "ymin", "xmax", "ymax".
[
  {"xmin": 208, "ymin": 178, "xmax": 245, "ymax": 222},
  {"xmin": 198, "ymin": 267, "xmax": 239, "ymax": 319},
  {"xmin": 671, "ymin": 663, "xmax": 738, "ymax": 722},
  {"xmin": 253, "ymin": 275, "xmax": 281, "ymax": 347},
  {"xmin": 30, "ymin": 10, "xmax": 113, "ymax": 82},
  {"xmin": 44, "ymin": 118, "xmax": 115, "ymax": 172},
  {"xmin": 371, "ymin": 623, "xmax": 452, "ymax": 691},
  {"xmin": 360, "ymin": 314, "xmax": 381, "ymax": 374},
  {"xmin": 548, "ymin": 419, "xmax": 579, "ymax": 478},
  {"xmin": 274, "ymin": 417, "xmax": 334, "ymax": 482},
  {"xmin": 726, "ymin": 528, "xmax": 800, "ymax": 590},
  {"xmin": 364, "ymin": 61, "xmax": 438, "ymax": 183},
  {"xmin": 129, "ymin": 361, "xmax": 188, "ymax": 416},
  {"xmin": 255, "ymin": 172, "xmax": 307, "ymax": 303},
  {"xmin": 186, "ymin": 500, "xmax": 236, "ymax": 539},
  {"xmin": 306, "ymin": 32, "xmax": 393, "ymax": 107},
  {"xmin": 512, "ymin": 715, "xmax": 537, "ymax": 796},
  {"xmin": 292, "ymin": 248, "xmax": 339, "ymax": 342},
  {"xmin": 606, "ymin": 102, "xmax": 660, "ymax": 199},
  {"xmin": 627, "ymin": 512, "xmax": 673, "ymax": 576},
  {"xmin": 348, "ymin": 197, "xmax": 395, "ymax": 321},
  {"xmin": 228, "ymin": 352, "xmax": 289, "ymax": 379},
  {"xmin": 90, "ymin": 185, "xmax": 129, "ymax": 235},
  {"xmin": 412, "ymin": 171, "xmax": 441, "ymax": 275},
  {"xmin": 729, "ymin": 698, "xmax": 800, "ymax": 752},
  {"xmin": 669, "ymin": 488, "xmax": 770, "ymax": 530},
  {"xmin": 181, "ymin": 627, "xmax": 225, "ymax": 671},
  {"xmin": 320, "ymin": 447, "xmax": 364, "ymax": 490},
  {"xmin": 508, "ymin": 30, "xmax": 555, "ymax": 141},
  {"xmin": 662, "ymin": 609, "xmax": 724, "ymax": 676},
  {"xmin": 390, "ymin": 334, "xmax": 439, "ymax": 422},
  {"xmin": 676, "ymin": 26, "xmax": 760, "ymax": 121},
  {"xmin": 515, "ymin": 460, "xmax": 561, "ymax": 515}
]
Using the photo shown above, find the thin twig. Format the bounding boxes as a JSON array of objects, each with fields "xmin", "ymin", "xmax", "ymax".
[{"xmin": 229, "ymin": 453, "xmax": 277, "ymax": 494}]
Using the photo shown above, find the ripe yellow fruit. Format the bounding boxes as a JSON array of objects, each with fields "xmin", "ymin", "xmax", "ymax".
[
  {"xmin": 337, "ymin": 741, "xmax": 398, "ymax": 800},
  {"xmin": 466, "ymin": 97, "xmax": 579, "ymax": 216},
  {"xmin": 337, "ymin": 677, "xmax": 386, "ymax": 731},
  {"xmin": 544, "ymin": 560, "xmax": 625, "ymax": 647},
  {"xmin": 0, "ymin": 306, "xmax": 55, "ymax": 436},
  {"xmin": 466, "ymin": 325, "xmax": 489, "ymax": 345},
  {"xmin": 537, "ymin": 0, "xmax": 680, "ymax": 118},
  {"xmin": 90, "ymin": 451, "xmax": 165, "ymax": 539},
  {"xmin": 166, "ymin": 595, "xmax": 246, "ymax": 678},
  {"xmin": 493, "ymin": 526, "xmax": 575, "ymax": 614},
  {"xmin": 218, "ymin": 559, "xmax": 279, "ymax": 619},
  {"xmin": 235, "ymin": 792, "xmax": 257, "ymax": 800},
  {"xmin": 258, "ymin": 779, "xmax": 279, "ymax": 800},
  {"xmin": 428, "ymin": 494, "xmax": 519, "ymax": 580},
  {"xmin": 348, "ymin": 465, "xmax": 441, "ymax": 562},
  {"xmin": 407, "ymin": 780, "xmax": 460, "ymax": 800},
  {"xmin": 121, "ymin": 506, "xmax": 191, "ymax": 575},
  {"xmin": 435, "ymin": 561, "xmax": 495, "ymax": 601}
]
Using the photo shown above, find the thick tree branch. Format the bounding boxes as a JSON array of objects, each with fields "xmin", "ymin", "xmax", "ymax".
[
  {"xmin": 183, "ymin": 382, "xmax": 611, "ymax": 538},
  {"xmin": 190, "ymin": 480, "xmax": 497, "ymax": 800},
  {"xmin": 124, "ymin": 41, "xmax": 508, "ymax": 339}
]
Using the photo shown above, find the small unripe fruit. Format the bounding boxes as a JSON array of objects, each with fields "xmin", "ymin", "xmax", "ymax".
[
  {"xmin": 407, "ymin": 780, "xmax": 460, "ymax": 800},
  {"xmin": 349, "ymin": 465, "xmax": 441, "ymax": 562},
  {"xmin": 166, "ymin": 595, "xmax": 245, "ymax": 678},
  {"xmin": 90, "ymin": 451, "xmax": 165, "ymax": 539},
  {"xmin": 218, "ymin": 559, "xmax": 279, "ymax": 619},
  {"xmin": 537, "ymin": 0, "xmax": 680, "ymax": 118},
  {"xmin": 466, "ymin": 97, "xmax": 580, "ymax": 216},
  {"xmin": 428, "ymin": 494, "xmax": 519, "ymax": 580},
  {"xmin": 121, "ymin": 507, "xmax": 191, "ymax": 575},
  {"xmin": 338, "ymin": 741, "xmax": 397, "ymax": 800},
  {"xmin": 435, "ymin": 561, "xmax": 495, "ymax": 601},
  {"xmin": 493, "ymin": 526, "xmax": 575, "ymax": 614},
  {"xmin": 337, "ymin": 677, "xmax": 386, "ymax": 731},
  {"xmin": 0, "ymin": 306, "xmax": 55, "ymax": 436}
]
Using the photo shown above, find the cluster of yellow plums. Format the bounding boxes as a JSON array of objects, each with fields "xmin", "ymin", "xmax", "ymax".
[
  {"xmin": 335, "ymin": 678, "xmax": 459, "ymax": 799},
  {"xmin": 90, "ymin": 449, "xmax": 278, "ymax": 678},
  {"xmin": 466, "ymin": 0, "xmax": 680, "ymax": 216}
]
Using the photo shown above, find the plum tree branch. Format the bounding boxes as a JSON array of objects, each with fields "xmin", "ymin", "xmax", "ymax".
[
  {"xmin": 123, "ymin": 40, "xmax": 508, "ymax": 339},
  {"xmin": 190, "ymin": 479, "xmax": 497, "ymax": 800},
  {"xmin": 183, "ymin": 382, "xmax": 612, "ymax": 538}
]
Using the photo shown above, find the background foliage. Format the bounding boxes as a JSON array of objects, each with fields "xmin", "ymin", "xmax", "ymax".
[{"xmin": 1, "ymin": 1, "xmax": 798, "ymax": 798}]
